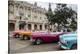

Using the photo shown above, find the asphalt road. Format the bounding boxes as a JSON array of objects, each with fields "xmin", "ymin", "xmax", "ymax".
[{"xmin": 9, "ymin": 37, "xmax": 62, "ymax": 54}]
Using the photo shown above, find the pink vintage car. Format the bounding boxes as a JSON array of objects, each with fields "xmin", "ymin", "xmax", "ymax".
[{"xmin": 31, "ymin": 32, "xmax": 67, "ymax": 45}]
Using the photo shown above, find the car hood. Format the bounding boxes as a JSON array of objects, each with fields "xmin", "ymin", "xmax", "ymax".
[
  {"xmin": 60, "ymin": 33, "xmax": 77, "ymax": 41},
  {"xmin": 32, "ymin": 32, "xmax": 64, "ymax": 37}
]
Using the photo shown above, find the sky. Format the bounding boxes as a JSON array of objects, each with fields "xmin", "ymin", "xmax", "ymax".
[{"xmin": 26, "ymin": 1, "xmax": 77, "ymax": 12}]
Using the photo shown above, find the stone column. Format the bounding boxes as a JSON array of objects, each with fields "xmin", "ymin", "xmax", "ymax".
[
  {"xmin": 31, "ymin": 23, "xmax": 34, "ymax": 31},
  {"xmin": 15, "ymin": 20, "xmax": 19, "ymax": 30},
  {"xmin": 37, "ymin": 24, "xmax": 40, "ymax": 31},
  {"xmin": 24, "ymin": 23, "xmax": 28, "ymax": 31}
]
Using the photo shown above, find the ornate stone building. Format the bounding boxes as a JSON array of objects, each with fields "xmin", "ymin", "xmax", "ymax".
[{"xmin": 8, "ymin": 1, "xmax": 51, "ymax": 32}]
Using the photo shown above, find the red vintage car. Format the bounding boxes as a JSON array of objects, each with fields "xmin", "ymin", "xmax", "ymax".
[
  {"xmin": 12, "ymin": 30, "xmax": 24, "ymax": 38},
  {"xmin": 30, "ymin": 32, "xmax": 67, "ymax": 45}
]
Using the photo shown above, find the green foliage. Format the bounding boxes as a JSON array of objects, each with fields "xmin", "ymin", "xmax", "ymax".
[
  {"xmin": 46, "ymin": 3, "xmax": 53, "ymax": 24},
  {"xmin": 69, "ymin": 18, "xmax": 77, "ymax": 31},
  {"xmin": 45, "ymin": 3, "xmax": 77, "ymax": 31}
]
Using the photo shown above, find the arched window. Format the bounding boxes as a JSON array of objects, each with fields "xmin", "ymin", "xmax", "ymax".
[
  {"xmin": 19, "ymin": 22, "xmax": 26, "ymax": 30},
  {"xmin": 8, "ymin": 4, "xmax": 14, "ymax": 14},
  {"xmin": 40, "ymin": 25, "xmax": 42, "ymax": 30},
  {"xmin": 45, "ymin": 25, "xmax": 47, "ymax": 29},
  {"xmin": 28, "ymin": 24, "xmax": 31, "ymax": 30},
  {"xmin": 34, "ymin": 24, "xmax": 37, "ymax": 30},
  {"xmin": 8, "ymin": 23, "xmax": 15, "ymax": 31}
]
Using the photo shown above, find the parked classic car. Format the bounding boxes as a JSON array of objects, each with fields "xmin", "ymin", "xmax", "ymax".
[
  {"xmin": 19, "ymin": 31, "xmax": 32, "ymax": 40},
  {"xmin": 13, "ymin": 30, "xmax": 24, "ymax": 38},
  {"xmin": 20, "ymin": 31, "xmax": 49, "ymax": 40},
  {"xmin": 58, "ymin": 32, "xmax": 77, "ymax": 50},
  {"xmin": 30, "ymin": 32, "xmax": 66, "ymax": 45},
  {"xmin": 20, "ymin": 31, "xmax": 48, "ymax": 40},
  {"xmin": 13, "ymin": 30, "xmax": 47, "ymax": 40}
]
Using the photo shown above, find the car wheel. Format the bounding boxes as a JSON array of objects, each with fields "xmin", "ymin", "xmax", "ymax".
[
  {"xmin": 23, "ymin": 35, "xmax": 28, "ymax": 40},
  {"xmin": 27, "ymin": 37, "xmax": 30, "ymax": 40},
  {"xmin": 71, "ymin": 44, "xmax": 77, "ymax": 49},
  {"xmin": 35, "ymin": 39, "xmax": 42, "ymax": 45},
  {"xmin": 15, "ymin": 34, "xmax": 19, "ymax": 38}
]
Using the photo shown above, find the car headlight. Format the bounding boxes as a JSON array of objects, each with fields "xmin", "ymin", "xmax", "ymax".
[
  {"xmin": 59, "ymin": 35, "xmax": 63, "ymax": 40},
  {"xmin": 61, "ymin": 40, "xmax": 67, "ymax": 44},
  {"xmin": 64, "ymin": 40, "xmax": 67, "ymax": 43}
]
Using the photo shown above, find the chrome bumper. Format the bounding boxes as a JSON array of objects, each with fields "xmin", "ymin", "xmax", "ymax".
[{"xmin": 58, "ymin": 42, "xmax": 70, "ymax": 50}]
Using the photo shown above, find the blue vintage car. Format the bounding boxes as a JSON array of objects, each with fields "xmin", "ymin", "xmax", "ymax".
[{"xmin": 58, "ymin": 32, "xmax": 77, "ymax": 50}]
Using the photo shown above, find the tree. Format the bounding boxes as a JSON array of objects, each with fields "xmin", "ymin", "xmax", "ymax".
[
  {"xmin": 53, "ymin": 3, "xmax": 77, "ymax": 31},
  {"xmin": 45, "ymin": 3, "xmax": 54, "ymax": 31},
  {"xmin": 46, "ymin": 3, "xmax": 77, "ymax": 32},
  {"xmin": 69, "ymin": 16, "xmax": 77, "ymax": 31}
]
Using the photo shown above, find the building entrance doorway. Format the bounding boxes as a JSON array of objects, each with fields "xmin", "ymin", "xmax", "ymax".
[
  {"xmin": 28, "ymin": 24, "xmax": 31, "ymax": 30},
  {"xmin": 8, "ymin": 23, "xmax": 15, "ymax": 31},
  {"xmin": 34, "ymin": 24, "xmax": 37, "ymax": 30},
  {"xmin": 19, "ymin": 22, "xmax": 26, "ymax": 30}
]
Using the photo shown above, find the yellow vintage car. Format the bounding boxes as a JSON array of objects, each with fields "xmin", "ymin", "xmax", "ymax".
[{"xmin": 20, "ymin": 31, "xmax": 32, "ymax": 40}]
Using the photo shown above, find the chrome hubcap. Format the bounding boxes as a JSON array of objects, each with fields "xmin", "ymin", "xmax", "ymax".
[
  {"xmin": 24, "ymin": 36, "xmax": 27, "ymax": 40},
  {"xmin": 36, "ymin": 39, "xmax": 41, "ymax": 45}
]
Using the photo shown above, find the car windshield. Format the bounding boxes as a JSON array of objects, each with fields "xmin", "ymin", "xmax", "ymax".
[{"xmin": 50, "ymin": 32, "xmax": 62, "ymax": 34}]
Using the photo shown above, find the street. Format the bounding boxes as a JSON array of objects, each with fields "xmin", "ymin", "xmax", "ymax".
[{"xmin": 9, "ymin": 37, "xmax": 61, "ymax": 54}]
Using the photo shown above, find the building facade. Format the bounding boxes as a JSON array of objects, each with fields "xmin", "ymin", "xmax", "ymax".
[{"xmin": 8, "ymin": 1, "xmax": 55, "ymax": 32}]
